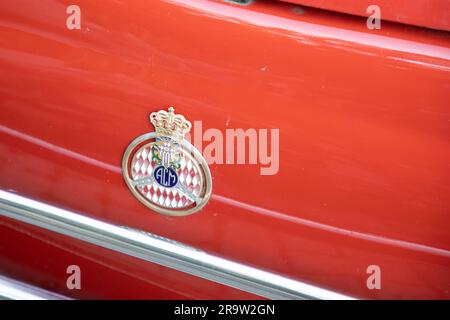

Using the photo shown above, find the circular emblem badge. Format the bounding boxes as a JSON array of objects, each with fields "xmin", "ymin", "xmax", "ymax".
[{"xmin": 122, "ymin": 108, "xmax": 212, "ymax": 216}]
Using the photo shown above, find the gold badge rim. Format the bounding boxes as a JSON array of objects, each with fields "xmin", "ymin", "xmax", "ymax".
[{"xmin": 122, "ymin": 131, "xmax": 213, "ymax": 216}]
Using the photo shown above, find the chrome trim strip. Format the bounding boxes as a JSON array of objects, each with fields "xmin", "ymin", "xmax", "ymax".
[
  {"xmin": 0, "ymin": 275, "xmax": 69, "ymax": 300},
  {"xmin": 0, "ymin": 190, "xmax": 354, "ymax": 300}
]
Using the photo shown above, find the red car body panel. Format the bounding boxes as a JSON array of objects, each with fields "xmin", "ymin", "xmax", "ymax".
[
  {"xmin": 281, "ymin": 0, "xmax": 450, "ymax": 31},
  {"xmin": 0, "ymin": 0, "xmax": 449, "ymax": 299}
]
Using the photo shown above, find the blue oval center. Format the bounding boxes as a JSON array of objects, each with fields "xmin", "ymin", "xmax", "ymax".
[{"xmin": 153, "ymin": 165, "xmax": 178, "ymax": 188}]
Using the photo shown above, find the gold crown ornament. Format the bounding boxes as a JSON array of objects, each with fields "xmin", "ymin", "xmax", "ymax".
[{"xmin": 150, "ymin": 107, "xmax": 192, "ymax": 143}]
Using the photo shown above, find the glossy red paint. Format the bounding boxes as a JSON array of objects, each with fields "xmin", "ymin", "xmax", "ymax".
[
  {"xmin": 0, "ymin": 0, "xmax": 449, "ymax": 299},
  {"xmin": 280, "ymin": 0, "xmax": 450, "ymax": 31},
  {"xmin": 0, "ymin": 218, "xmax": 259, "ymax": 299}
]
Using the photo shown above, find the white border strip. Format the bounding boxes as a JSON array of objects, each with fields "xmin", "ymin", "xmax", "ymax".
[{"xmin": 0, "ymin": 275, "xmax": 69, "ymax": 300}]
